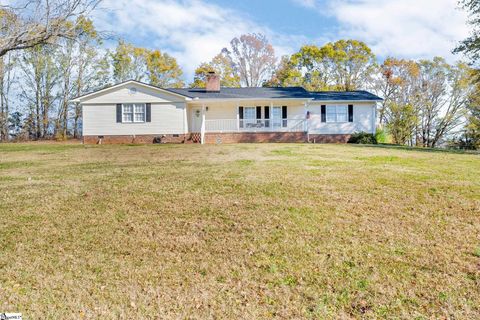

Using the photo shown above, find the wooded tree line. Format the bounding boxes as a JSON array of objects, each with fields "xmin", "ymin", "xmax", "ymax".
[{"xmin": 0, "ymin": 0, "xmax": 479, "ymax": 149}]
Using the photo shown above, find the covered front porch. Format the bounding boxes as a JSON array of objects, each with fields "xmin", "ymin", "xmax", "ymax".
[{"xmin": 187, "ymin": 99, "xmax": 309, "ymax": 144}]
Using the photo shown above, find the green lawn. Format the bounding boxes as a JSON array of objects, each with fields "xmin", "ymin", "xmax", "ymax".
[{"xmin": 0, "ymin": 143, "xmax": 479, "ymax": 319}]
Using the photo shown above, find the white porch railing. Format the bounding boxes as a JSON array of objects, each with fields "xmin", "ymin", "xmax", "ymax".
[{"xmin": 204, "ymin": 118, "xmax": 307, "ymax": 133}]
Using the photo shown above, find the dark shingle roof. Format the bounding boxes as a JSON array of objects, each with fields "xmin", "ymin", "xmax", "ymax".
[
  {"xmin": 166, "ymin": 87, "xmax": 310, "ymax": 99},
  {"xmin": 310, "ymin": 90, "xmax": 382, "ymax": 101},
  {"xmin": 166, "ymin": 87, "xmax": 382, "ymax": 101}
]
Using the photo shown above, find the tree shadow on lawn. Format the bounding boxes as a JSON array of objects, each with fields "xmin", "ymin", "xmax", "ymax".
[{"xmin": 348, "ymin": 143, "xmax": 479, "ymax": 155}]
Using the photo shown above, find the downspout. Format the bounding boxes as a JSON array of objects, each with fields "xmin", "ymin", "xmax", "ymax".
[{"xmin": 304, "ymin": 100, "xmax": 310, "ymax": 143}]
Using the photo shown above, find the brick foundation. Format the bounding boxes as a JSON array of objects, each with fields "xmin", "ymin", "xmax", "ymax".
[
  {"xmin": 82, "ymin": 133, "xmax": 352, "ymax": 144},
  {"xmin": 307, "ymin": 134, "xmax": 352, "ymax": 143},
  {"xmin": 83, "ymin": 134, "xmax": 190, "ymax": 145},
  {"xmin": 204, "ymin": 132, "xmax": 307, "ymax": 144}
]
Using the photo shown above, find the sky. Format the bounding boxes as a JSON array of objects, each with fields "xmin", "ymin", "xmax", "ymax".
[{"xmin": 92, "ymin": 0, "xmax": 471, "ymax": 82}]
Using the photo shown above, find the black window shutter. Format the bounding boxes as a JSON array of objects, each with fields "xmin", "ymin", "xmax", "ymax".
[
  {"xmin": 264, "ymin": 106, "xmax": 270, "ymax": 119},
  {"xmin": 256, "ymin": 106, "xmax": 262, "ymax": 119},
  {"xmin": 146, "ymin": 103, "xmax": 151, "ymax": 122},
  {"xmin": 282, "ymin": 106, "xmax": 287, "ymax": 119},
  {"xmin": 321, "ymin": 105, "xmax": 326, "ymax": 123},
  {"xmin": 264, "ymin": 106, "xmax": 270, "ymax": 127},
  {"xmin": 348, "ymin": 104, "xmax": 354, "ymax": 122},
  {"xmin": 239, "ymin": 106, "xmax": 244, "ymax": 128},
  {"xmin": 116, "ymin": 104, "xmax": 122, "ymax": 123}
]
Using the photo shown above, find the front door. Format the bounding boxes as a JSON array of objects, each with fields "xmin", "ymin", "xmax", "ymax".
[{"xmin": 191, "ymin": 107, "xmax": 202, "ymax": 132}]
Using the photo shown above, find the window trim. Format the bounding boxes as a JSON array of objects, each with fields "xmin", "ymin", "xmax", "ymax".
[{"xmin": 121, "ymin": 103, "xmax": 146, "ymax": 123}]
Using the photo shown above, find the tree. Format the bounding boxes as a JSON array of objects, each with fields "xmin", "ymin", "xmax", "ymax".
[
  {"xmin": 290, "ymin": 44, "xmax": 333, "ymax": 90},
  {"xmin": 191, "ymin": 51, "xmax": 240, "ymax": 88},
  {"xmin": 387, "ymin": 103, "xmax": 418, "ymax": 145},
  {"xmin": 373, "ymin": 58, "xmax": 420, "ymax": 125},
  {"xmin": 0, "ymin": 52, "xmax": 16, "ymax": 140},
  {"xmin": 327, "ymin": 40, "xmax": 377, "ymax": 91},
  {"xmin": 274, "ymin": 40, "xmax": 376, "ymax": 91},
  {"xmin": 223, "ymin": 33, "xmax": 276, "ymax": 87},
  {"xmin": 454, "ymin": 0, "xmax": 480, "ymax": 65},
  {"xmin": 415, "ymin": 58, "xmax": 472, "ymax": 147},
  {"xmin": 459, "ymin": 69, "xmax": 480, "ymax": 149},
  {"xmin": 19, "ymin": 45, "xmax": 58, "ymax": 139},
  {"xmin": 111, "ymin": 41, "xmax": 147, "ymax": 83},
  {"xmin": 264, "ymin": 55, "xmax": 303, "ymax": 87},
  {"xmin": 8, "ymin": 111, "xmax": 23, "ymax": 139},
  {"xmin": 111, "ymin": 41, "xmax": 184, "ymax": 87},
  {"xmin": 146, "ymin": 50, "xmax": 184, "ymax": 88},
  {"xmin": 56, "ymin": 16, "xmax": 109, "ymax": 138},
  {"xmin": 0, "ymin": 0, "xmax": 101, "ymax": 57}
]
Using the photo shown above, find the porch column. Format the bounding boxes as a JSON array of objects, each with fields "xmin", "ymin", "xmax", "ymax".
[
  {"xmin": 304, "ymin": 101, "xmax": 310, "ymax": 142},
  {"xmin": 200, "ymin": 104, "xmax": 206, "ymax": 144},
  {"xmin": 183, "ymin": 104, "xmax": 188, "ymax": 134},
  {"xmin": 270, "ymin": 101, "xmax": 273, "ymax": 132},
  {"xmin": 236, "ymin": 101, "xmax": 240, "ymax": 131}
]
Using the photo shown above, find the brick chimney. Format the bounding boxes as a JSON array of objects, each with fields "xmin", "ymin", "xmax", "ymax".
[{"xmin": 206, "ymin": 71, "xmax": 220, "ymax": 92}]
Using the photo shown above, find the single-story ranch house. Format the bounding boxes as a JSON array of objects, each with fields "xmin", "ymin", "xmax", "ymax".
[{"xmin": 72, "ymin": 72, "xmax": 382, "ymax": 144}]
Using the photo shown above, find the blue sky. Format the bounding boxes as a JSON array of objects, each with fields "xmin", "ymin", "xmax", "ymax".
[
  {"xmin": 205, "ymin": 0, "xmax": 338, "ymax": 38},
  {"xmin": 93, "ymin": 0, "xmax": 470, "ymax": 81}
]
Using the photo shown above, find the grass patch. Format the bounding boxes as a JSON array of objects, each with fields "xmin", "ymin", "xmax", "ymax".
[
  {"xmin": 0, "ymin": 142, "xmax": 479, "ymax": 318},
  {"xmin": 473, "ymin": 247, "xmax": 480, "ymax": 258}
]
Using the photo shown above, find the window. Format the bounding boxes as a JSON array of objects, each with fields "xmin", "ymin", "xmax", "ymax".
[
  {"xmin": 122, "ymin": 103, "xmax": 145, "ymax": 123},
  {"xmin": 326, "ymin": 105, "xmax": 348, "ymax": 123},
  {"xmin": 122, "ymin": 104, "xmax": 133, "ymax": 122},
  {"xmin": 244, "ymin": 107, "xmax": 255, "ymax": 120},
  {"xmin": 134, "ymin": 104, "xmax": 145, "ymax": 122},
  {"xmin": 244, "ymin": 107, "xmax": 256, "ymax": 126},
  {"xmin": 272, "ymin": 106, "xmax": 282, "ymax": 128}
]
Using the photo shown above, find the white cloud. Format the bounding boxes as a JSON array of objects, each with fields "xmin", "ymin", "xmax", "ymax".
[
  {"xmin": 325, "ymin": 0, "xmax": 469, "ymax": 62},
  {"xmin": 91, "ymin": 0, "xmax": 468, "ymax": 84},
  {"xmin": 92, "ymin": 0, "xmax": 301, "ymax": 83}
]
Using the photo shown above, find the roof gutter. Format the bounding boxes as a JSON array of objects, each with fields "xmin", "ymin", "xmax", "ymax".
[
  {"xmin": 187, "ymin": 97, "xmax": 315, "ymax": 103},
  {"xmin": 310, "ymin": 99, "xmax": 383, "ymax": 103}
]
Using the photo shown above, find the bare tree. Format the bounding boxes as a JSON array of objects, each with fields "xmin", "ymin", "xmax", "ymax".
[
  {"xmin": 0, "ymin": 52, "xmax": 16, "ymax": 141},
  {"xmin": 414, "ymin": 58, "xmax": 472, "ymax": 147},
  {"xmin": 19, "ymin": 45, "xmax": 58, "ymax": 139},
  {"xmin": 224, "ymin": 33, "xmax": 276, "ymax": 87},
  {"xmin": 372, "ymin": 58, "xmax": 420, "ymax": 126},
  {"xmin": 0, "ymin": 0, "xmax": 101, "ymax": 58}
]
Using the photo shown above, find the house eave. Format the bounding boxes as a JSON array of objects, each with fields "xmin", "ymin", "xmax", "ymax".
[{"xmin": 69, "ymin": 80, "xmax": 192, "ymax": 104}]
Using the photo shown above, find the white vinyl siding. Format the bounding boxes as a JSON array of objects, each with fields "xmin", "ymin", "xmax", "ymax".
[
  {"xmin": 83, "ymin": 103, "xmax": 186, "ymax": 135},
  {"xmin": 308, "ymin": 103, "xmax": 376, "ymax": 134}
]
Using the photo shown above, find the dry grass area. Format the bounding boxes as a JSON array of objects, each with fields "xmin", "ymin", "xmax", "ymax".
[{"xmin": 0, "ymin": 143, "xmax": 479, "ymax": 319}]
